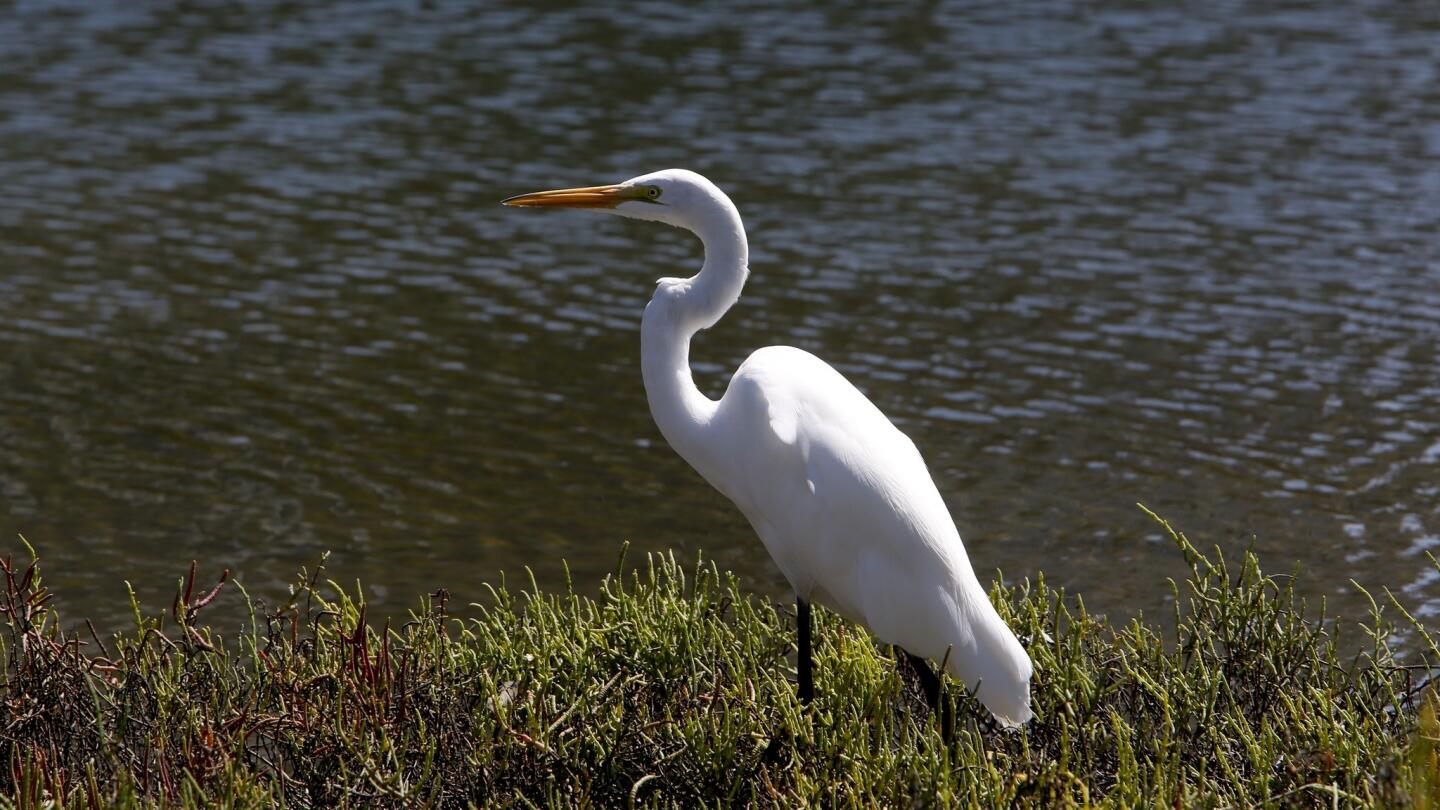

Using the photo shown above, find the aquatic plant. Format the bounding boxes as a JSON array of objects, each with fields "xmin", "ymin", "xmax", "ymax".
[{"xmin": 0, "ymin": 512, "xmax": 1435, "ymax": 808}]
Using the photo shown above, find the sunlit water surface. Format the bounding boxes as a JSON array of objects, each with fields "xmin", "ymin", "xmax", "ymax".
[{"xmin": 1, "ymin": 1, "xmax": 1437, "ymax": 637}]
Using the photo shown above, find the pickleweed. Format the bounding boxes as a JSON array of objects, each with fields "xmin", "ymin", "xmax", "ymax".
[{"xmin": 1, "ymin": 513, "xmax": 1436, "ymax": 808}]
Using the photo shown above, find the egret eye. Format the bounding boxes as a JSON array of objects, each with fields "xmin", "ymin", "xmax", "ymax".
[{"xmin": 645, "ymin": 186, "xmax": 661, "ymax": 199}]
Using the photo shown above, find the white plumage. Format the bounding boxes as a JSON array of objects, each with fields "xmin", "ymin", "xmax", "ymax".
[{"xmin": 505, "ymin": 169, "xmax": 1033, "ymax": 727}]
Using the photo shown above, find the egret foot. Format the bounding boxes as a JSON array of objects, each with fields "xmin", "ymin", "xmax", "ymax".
[{"xmin": 759, "ymin": 728, "xmax": 791, "ymax": 767}]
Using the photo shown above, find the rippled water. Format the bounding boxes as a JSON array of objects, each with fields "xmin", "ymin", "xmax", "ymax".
[{"xmin": 1, "ymin": 1, "xmax": 1437, "ymax": 634}]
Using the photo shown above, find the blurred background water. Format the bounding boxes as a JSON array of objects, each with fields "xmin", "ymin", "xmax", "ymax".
[{"xmin": 1, "ymin": 0, "xmax": 1437, "ymax": 636}]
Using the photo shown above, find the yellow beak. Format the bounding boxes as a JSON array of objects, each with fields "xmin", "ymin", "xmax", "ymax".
[{"xmin": 501, "ymin": 184, "xmax": 637, "ymax": 209}]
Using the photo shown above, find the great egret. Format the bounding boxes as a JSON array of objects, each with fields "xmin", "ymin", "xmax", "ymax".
[{"xmin": 503, "ymin": 169, "xmax": 1033, "ymax": 728}]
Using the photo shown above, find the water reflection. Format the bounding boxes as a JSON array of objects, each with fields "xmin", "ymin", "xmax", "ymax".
[{"xmin": 0, "ymin": 0, "xmax": 1437, "ymax": 634}]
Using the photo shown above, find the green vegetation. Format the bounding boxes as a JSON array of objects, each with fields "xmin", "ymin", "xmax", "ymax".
[{"xmin": 2, "ymin": 512, "xmax": 1437, "ymax": 808}]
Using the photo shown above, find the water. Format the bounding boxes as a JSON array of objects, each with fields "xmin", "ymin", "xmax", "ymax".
[{"xmin": 1, "ymin": 0, "xmax": 1437, "ymax": 636}]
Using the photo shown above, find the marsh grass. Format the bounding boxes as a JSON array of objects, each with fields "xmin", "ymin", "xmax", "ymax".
[{"xmin": 1, "ymin": 511, "xmax": 1437, "ymax": 808}]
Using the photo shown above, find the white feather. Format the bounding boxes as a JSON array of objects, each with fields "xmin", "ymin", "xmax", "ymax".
[{"xmin": 520, "ymin": 168, "xmax": 1033, "ymax": 727}]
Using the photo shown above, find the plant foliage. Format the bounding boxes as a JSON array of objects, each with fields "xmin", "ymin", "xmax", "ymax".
[{"xmin": 1, "ymin": 513, "xmax": 1436, "ymax": 808}]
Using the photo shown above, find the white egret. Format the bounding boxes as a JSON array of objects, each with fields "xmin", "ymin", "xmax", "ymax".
[{"xmin": 503, "ymin": 169, "xmax": 1032, "ymax": 728}]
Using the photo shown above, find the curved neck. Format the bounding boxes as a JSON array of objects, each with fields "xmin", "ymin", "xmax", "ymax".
[{"xmin": 640, "ymin": 201, "xmax": 749, "ymax": 464}]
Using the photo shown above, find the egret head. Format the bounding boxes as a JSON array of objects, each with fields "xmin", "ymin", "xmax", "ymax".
[{"xmin": 502, "ymin": 169, "xmax": 732, "ymax": 232}]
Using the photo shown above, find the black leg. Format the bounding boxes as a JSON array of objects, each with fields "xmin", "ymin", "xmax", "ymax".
[
  {"xmin": 761, "ymin": 599, "xmax": 814, "ymax": 766},
  {"xmin": 904, "ymin": 651, "xmax": 942, "ymax": 707},
  {"xmin": 898, "ymin": 649, "xmax": 954, "ymax": 740},
  {"xmin": 796, "ymin": 597, "xmax": 814, "ymax": 705}
]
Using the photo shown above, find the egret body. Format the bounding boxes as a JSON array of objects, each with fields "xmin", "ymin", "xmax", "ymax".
[{"xmin": 504, "ymin": 169, "xmax": 1032, "ymax": 727}]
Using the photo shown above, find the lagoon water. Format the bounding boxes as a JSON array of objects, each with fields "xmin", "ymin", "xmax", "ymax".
[{"xmin": 1, "ymin": 1, "xmax": 1438, "ymax": 635}]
